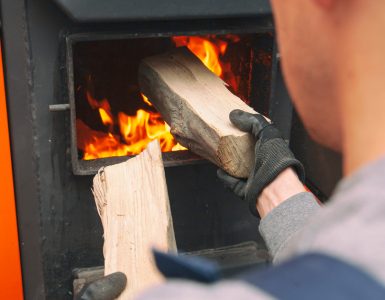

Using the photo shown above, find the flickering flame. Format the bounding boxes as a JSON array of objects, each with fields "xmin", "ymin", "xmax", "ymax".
[
  {"xmin": 117, "ymin": 106, "xmax": 179, "ymax": 153},
  {"xmin": 141, "ymin": 94, "xmax": 153, "ymax": 107},
  {"xmin": 171, "ymin": 35, "xmax": 241, "ymax": 96},
  {"xmin": 77, "ymin": 93, "xmax": 186, "ymax": 160},
  {"xmin": 99, "ymin": 108, "xmax": 113, "ymax": 126},
  {"xmin": 172, "ymin": 36, "xmax": 226, "ymax": 76}
]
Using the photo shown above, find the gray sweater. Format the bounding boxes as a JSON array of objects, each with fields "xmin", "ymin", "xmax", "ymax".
[{"xmin": 138, "ymin": 157, "xmax": 385, "ymax": 299}]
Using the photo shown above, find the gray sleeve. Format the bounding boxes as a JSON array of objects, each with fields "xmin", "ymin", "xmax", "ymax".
[{"xmin": 259, "ymin": 192, "xmax": 320, "ymax": 262}]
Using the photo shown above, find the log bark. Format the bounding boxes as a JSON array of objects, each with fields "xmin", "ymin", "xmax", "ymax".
[
  {"xmin": 139, "ymin": 47, "xmax": 259, "ymax": 178},
  {"xmin": 92, "ymin": 140, "xmax": 176, "ymax": 299}
]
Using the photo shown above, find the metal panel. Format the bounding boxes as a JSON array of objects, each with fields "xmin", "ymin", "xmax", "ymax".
[
  {"xmin": 269, "ymin": 62, "xmax": 293, "ymax": 140},
  {"xmin": 53, "ymin": 0, "xmax": 271, "ymax": 22},
  {"xmin": 0, "ymin": 0, "xmax": 46, "ymax": 298},
  {"xmin": 290, "ymin": 112, "xmax": 342, "ymax": 200}
]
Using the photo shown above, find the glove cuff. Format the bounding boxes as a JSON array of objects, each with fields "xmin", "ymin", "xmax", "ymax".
[{"xmin": 246, "ymin": 158, "xmax": 305, "ymax": 217}]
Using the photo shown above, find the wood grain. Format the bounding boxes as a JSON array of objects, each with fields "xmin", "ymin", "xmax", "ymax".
[
  {"xmin": 93, "ymin": 140, "xmax": 176, "ymax": 299},
  {"xmin": 139, "ymin": 47, "xmax": 259, "ymax": 178}
]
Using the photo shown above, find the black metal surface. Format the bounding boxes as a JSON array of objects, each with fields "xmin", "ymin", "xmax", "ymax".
[
  {"xmin": 53, "ymin": 0, "xmax": 271, "ymax": 22},
  {"xmin": 269, "ymin": 62, "xmax": 293, "ymax": 140},
  {"xmin": 290, "ymin": 111, "xmax": 343, "ymax": 200},
  {"xmin": 167, "ymin": 164, "xmax": 264, "ymax": 250},
  {"xmin": 1, "ymin": 0, "xmax": 276, "ymax": 299},
  {"xmin": 72, "ymin": 241, "xmax": 269, "ymax": 297},
  {"xmin": 0, "ymin": 0, "xmax": 46, "ymax": 298},
  {"xmin": 75, "ymin": 151, "xmax": 205, "ymax": 176}
]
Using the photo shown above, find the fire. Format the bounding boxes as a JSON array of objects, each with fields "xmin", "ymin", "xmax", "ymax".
[
  {"xmin": 172, "ymin": 36, "xmax": 226, "ymax": 76},
  {"xmin": 99, "ymin": 108, "xmax": 113, "ymax": 126},
  {"xmin": 117, "ymin": 106, "xmax": 180, "ymax": 153},
  {"xmin": 141, "ymin": 94, "xmax": 153, "ymax": 107},
  {"xmin": 77, "ymin": 120, "xmax": 129, "ymax": 160},
  {"xmin": 78, "ymin": 35, "xmax": 241, "ymax": 160},
  {"xmin": 171, "ymin": 35, "xmax": 241, "ymax": 95},
  {"xmin": 77, "ymin": 93, "xmax": 186, "ymax": 160}
]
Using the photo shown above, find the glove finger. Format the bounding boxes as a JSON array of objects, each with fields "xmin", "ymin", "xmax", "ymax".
[
  {"xmin": 217, "ymin": 169, "xmax": 246, "ymax": 198},
  {"xmin": 229, "ymin": 109, "xmax": 270, "ymax": 137},
  {"xmin": 77, "ymin": 272, "xmax": 127, "ymax": 300}
]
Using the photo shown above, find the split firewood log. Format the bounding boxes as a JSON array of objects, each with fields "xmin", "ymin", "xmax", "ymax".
[
  {"xmin": 139, "ymin": 47, "xmax": 261, "ymax": 178},
  {"xmin": 92, "ymin": 140, "xmax": 176, "ymax": 299}
]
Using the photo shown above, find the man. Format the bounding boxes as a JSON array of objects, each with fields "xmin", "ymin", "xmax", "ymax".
[{"xmin": 79, "ymin": 0, "xmax": 385, "ymax": 298}]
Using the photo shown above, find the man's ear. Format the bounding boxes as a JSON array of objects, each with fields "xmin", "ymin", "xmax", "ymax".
[{"xmin": 314, "ymin": 0, "xmax": 335, "ymax": 9}]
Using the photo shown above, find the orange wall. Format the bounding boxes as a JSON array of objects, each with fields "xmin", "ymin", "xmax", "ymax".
[{"xmin": 0, "ymin": 46, "xmax": 24, "ymax": 298}]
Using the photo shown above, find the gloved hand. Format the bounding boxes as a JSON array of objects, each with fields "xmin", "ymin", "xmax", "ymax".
[
  {"xmin": 217, "ymin": 109, "xmax": 305, "ymax": 216},
  {"xmin": 76, "ymin": 272, "xmax": 127, "ymax": 300}
]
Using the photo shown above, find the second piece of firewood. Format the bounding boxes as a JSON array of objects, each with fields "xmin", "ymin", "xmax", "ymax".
[
  {"xmin": 92, "ymin": 140, "xmax": 176, "ymax": 300},
  {"xmin": 139, "ymin": 47, "xmax": 259, "ymax": 178}
]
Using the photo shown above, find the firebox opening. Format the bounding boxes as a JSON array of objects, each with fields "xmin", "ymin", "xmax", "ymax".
[{"xmin": 71, "ymin": 33, "xmax": 273, "ymax": 166}]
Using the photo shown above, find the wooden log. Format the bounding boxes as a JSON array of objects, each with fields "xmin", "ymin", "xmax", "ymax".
[
  {"xmin": 92, "ymin": 140, "xmax": 177, "ymax": 300},
  {"xmin": 139, "ymin": 47, "xmax": 260, "ymax": 178}
]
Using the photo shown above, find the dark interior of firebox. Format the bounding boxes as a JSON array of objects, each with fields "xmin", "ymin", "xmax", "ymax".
[{"xmin": 72, "ymin": 33, "xmax": 273, "ymax": 165}]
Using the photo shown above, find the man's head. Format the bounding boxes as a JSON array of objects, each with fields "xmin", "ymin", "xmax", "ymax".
[
  {"xmin": 271, "ymin": 0, "xmax": 385, "ymax": 173},
  {"xmin": 270, "ymin": 0, "xmax": 346, "ymax": 151}
]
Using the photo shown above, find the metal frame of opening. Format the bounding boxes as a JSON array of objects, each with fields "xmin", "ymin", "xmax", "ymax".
[{"xmin": 66, "ymin": 30, "xmax": 277, "ymax": 175}]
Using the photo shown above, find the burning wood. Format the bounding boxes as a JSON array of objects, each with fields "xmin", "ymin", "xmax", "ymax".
[{"xmin": 139, "ymin": 47, "xmax": 259, "ymax": 178}]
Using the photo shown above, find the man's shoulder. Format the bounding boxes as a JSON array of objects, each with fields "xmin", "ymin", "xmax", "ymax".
[{"xmin": 285, "ymin": 156, "xmax": 385, "ymax": 285}]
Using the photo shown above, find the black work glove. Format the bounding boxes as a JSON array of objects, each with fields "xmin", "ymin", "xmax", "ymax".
[
  {"xmin": 76, "ymin": 272, "xmax": 127, "ymax": 300},
  {"xmin": 217, "ymin": 109, "xmax": 305, "ymax": 216}
]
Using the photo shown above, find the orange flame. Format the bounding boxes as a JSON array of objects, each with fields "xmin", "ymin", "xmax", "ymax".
[
  {"xmin": 99, "ymin": 108, "xmax": 113, "ymax": 126},
  {"xmin": 141, "ymin": 94, "xmax": 153, "ymax": 107},
  {"xmin": 117, "ymin": 106, "xmax": 179, "ymax": 154},
  {"xmin": 171, "ymin": 35, "xmax": 241, "ymax": 96},
  {"xmin": 86, "ymin": 91, "xmax": 114, "ymax": 129},
  {"xmin": 172, "ymin": 36, "xmax": 227, "ymax": 76},
  {"xmin": 77, "ymin": 94, "xmax": 186, "ymax": 160}
]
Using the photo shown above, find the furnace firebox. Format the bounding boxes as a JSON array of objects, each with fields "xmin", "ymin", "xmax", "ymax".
[{"xmin": 67, "ymin": 32, "xmax": 275, "ymax": 175}]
